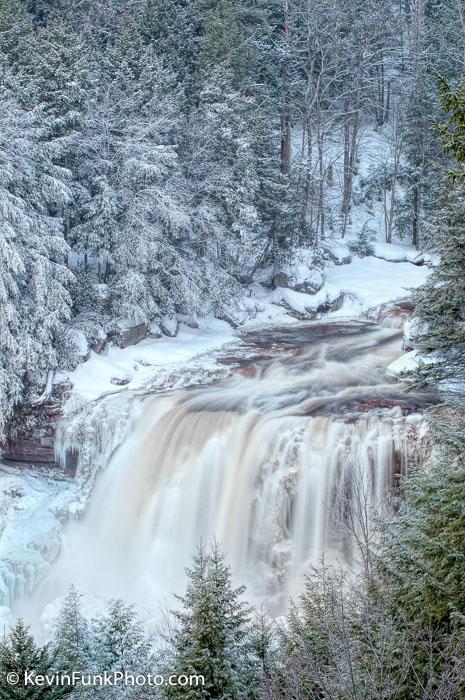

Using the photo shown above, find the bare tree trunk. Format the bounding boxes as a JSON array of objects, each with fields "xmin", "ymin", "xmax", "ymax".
[
  {"xmin": 280, "ymin": 114, "xmax": 292, "ymax": 176},
  {"xmin": 280, "ymin": 0, "xmax": 292, "ymax": 176},
  {"xmin": 299, "ymin": 114, "xmax": 314, "ymax": 241},
  {"xmin": 342, "ymin": 108, "xmax": 359, "ymax": 238},
  {"xmin": 385, "ymin": 79, "xmax": 391, "ymax": 123},
  {"xmin": 375, "ymin": 58, "xmax": 386, "ymax": 127},
  {"xmin": 412, "ymin": 186, "xmax": 421, "ymax": 248},
  {"xmin": 341, "ymin": 96, "xmax": 351, "ymax": 234},
  {"xmin": 317, "ymin": 106, "xmax": 325, "ymax": 242}
]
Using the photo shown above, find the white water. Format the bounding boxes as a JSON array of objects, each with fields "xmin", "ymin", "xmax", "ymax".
[{"xmin": 21, "ymin": 322, "xmax": 433, "ymax": 618}]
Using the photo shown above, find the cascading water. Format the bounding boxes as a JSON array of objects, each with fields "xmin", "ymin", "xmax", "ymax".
[{"xmin": 21, "ymin": 321, "xmax": 435, "ymax": 618}]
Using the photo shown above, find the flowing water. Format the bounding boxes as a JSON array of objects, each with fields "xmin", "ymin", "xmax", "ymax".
[{"xmin": 23, "ymin": 320, "xmax": 436, "ymax": 617}]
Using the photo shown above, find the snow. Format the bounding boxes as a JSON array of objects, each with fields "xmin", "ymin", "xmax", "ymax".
[
  {"xmin": 68, "ymin": 328, "xmax": 89, "ymax": 358},
  {"xmin": 244, "ymin": 254, "xmax": 430, "ymax": 324},
  {"xmin": 0, "ymin": 466, "xmax": 77, "ymax": 624},
  {"xmin": 326, "ymin": 255, "xmax": 429, "ymax": 312},
  {"xmin": 386, "ymin": 350, "xmax": 420, "ymax": 378},
  {"xmin": 68, "ymin": 318, "xmax": 235, "ymax": 402}
]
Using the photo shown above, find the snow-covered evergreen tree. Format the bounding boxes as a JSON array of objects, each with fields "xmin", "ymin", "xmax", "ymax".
[
  {"xmin": 166, "ymin": 543, "xmax": 258, "ymax": 699},
  {"xmin": 0, "ymin": 620, "xmax": 67, "ymax": 700},
  {"xmin": 51, "ymin": 585, "xmax": 93, "ymax": 677},
  {"xmin": 0, "ymin": 96, "xmax": 75, "ymax": 439},
  {"xmin": 411, "ymin": 78, "xmax": 465, "ymax": 386},
  {"xmin": 93, "ymin": 599, "xmax": 153, "ymax": 699}
]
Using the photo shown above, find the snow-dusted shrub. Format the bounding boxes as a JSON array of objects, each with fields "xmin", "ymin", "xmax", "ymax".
[{"xmin": 348, "ymin": 225, "xmax": 376, "ymax": 257}]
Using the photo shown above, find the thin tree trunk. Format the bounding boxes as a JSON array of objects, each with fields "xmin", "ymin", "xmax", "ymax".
[
  {"xmin": 317, "ymin": 107, "xmax": 325, "ymax": 242},
  {"xmin": 412, "ymin": 186, "xmax": 421, "ymax": 248},
  {"xmin": 299, "ymin": 114, "xmax": 313, "ymax": 241},
  {"xmin": 280, "ymin": 114, "xmax": 292, "ymax": 176},
  {"xmin": 280, "ymin": 0, "xmax": 291, "ymax": 176}
]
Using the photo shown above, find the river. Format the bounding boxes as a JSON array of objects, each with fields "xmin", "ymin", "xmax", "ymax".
[{"xmin": 20, "ymin": 319, "xmax": 436, "ymax": 619}]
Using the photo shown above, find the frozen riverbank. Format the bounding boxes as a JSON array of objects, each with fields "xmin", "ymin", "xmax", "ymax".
[{"xmin": 0, "ymin": 245, "xmax": 430, "ymax": 627}]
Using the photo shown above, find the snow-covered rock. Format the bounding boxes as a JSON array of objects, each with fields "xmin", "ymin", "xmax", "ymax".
[
  {"xmin": 266, "ymin": 248, "xmax": 326, "ymax": 294},
  {"xmin": 148, "ymin": 322, "xmax": 163, "ymax": 339},
  {"xmin": 321, "ymin": 239, "xmax": 352, "ymax": 266},
  {"xmin": 106, "ymin": 320, "xmax": 148, "ymax": 348},
  {"xmin": 386, "ymin": 350, "xmax": 420, "ymax": 378},
  {"xmin": 270, "ymin": 284, "xmax": 344, "ymax": 319},
  {"xmin": 160, "ymin": 316, "xmax": 179, "ymax": 337},
  {"xmin": 90, "ymin": 327, "xmax": 107, "ymax": 354},
  {"xmin": 68, "ymin": 329, "xmax": 90, "ymax": 361},
  {"xmin": 372, "ymin": 242, "xmax": 429, "ymax": 266}
]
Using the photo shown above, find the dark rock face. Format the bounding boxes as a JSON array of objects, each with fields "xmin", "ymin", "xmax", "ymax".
[
  {"xmin": 272, "ymin": 272, "xmax": 290, "ymax": 289},
  {"xmin": 91, "ymin": 337, "xmax": 107, "ymax": 354},
  {"xmin": 292, "ymin": 279, "xmax": 324, "ymax": 295},
  {"xmin": 316, "ymin": 293, "xmax": 345, "ymax": 314},
  {"xmin": 3, "ymin": 425, "xmax": 78, "ymax": 476},
  {"xmin": 108, "ymin": 323, "xmax": 148, "ymax": 348}
]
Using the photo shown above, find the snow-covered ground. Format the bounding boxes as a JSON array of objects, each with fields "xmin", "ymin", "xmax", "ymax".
[
  {"xmin": 69, "ymin": 318, "xmax": 235, "ymax": 403},
  {"xmin": 246, "ymin": 250, "xmax": 429, "ymax": 325}
]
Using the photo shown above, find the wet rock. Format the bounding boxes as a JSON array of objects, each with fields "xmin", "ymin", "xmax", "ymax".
[
  {"xmin": 369, "ymin": 300, "xmax": 414, "ymax": 330},
  {"xmin": 2, "ymin": 423, "xmax": 78, "ymax": 476}
]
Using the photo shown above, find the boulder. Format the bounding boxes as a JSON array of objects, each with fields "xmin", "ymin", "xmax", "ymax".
[
  {"xmin": 292, "ymin": 269, "xmax": 325, "ymax": 294},
  {"xmin": 69, "ymin": 329, "xmax": 90, "ymax": 362},
  {"xmin": 160, "ymin": 317, "xmax": 179, "ymax": 337},
  {"xmin": 91, "ymin": 337, "xmax": 107, "ymax": 354},
  {"xmin": 272, "ymin": 271, "xmax": 290, "ymax": 289},
  {"xmin": 148, "ymin": 322, "xmax": 163, "ymax": 339},
  {"xmin": 110, "ymin": 376, "xmax": 130, "ymax": 386},
  {"xmin": 90, "ymin": 327, "xmax": 107, "ymax": 354},
  {"xmin": 107, "ymin": 321, "xmax": 148, "ymax": 348},
  {"xmin": 321, "ymin": 240, "xmax": 352, "ymax": 266}
]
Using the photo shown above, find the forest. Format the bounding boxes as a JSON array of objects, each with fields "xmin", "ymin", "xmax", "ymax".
[
  {"xmin": 1, "ymin": 0, "xmax": 465, "ymax": 698},
  {"xmin": 0, "ymin": 0, "xmax": 463, "ymax": 437}
]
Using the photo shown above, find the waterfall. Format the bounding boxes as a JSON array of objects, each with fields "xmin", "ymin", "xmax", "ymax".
[{"xmin": 23, "ymin": 322, "xmax": 433, "ymax": 618}]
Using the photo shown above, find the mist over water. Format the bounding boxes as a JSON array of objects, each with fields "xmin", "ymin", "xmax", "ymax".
[{"xmin": 22, "ymin": 321, "xmax": 434, "ymax": 618}]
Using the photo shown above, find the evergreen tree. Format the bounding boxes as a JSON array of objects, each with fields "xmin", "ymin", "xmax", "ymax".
[
  {"xmin": 376, "ymin": 408, "xmax": 465, "ymax": 698},
  {"xmin": 140, "ymin": 0, "xmax": 186, "ymax": 76},
  {"xmin": 0, "ymin": 620, "xmax": 68, "ymax": 700},
  {"xmin": 14, "ymin": 19, "xmax": 93, "ymax": 147},
  {"xmin": 93, "ymin": 599, "xmax": 152, "ymax": 699},
  {"xmin": 0, "ymin": 0, "xmax": 30, "ymax": 64},
  {"xmin": 51, "ymin": 586, "xmax": 92, "ymax": 677},
  {"xmin": 12, "ymin": 18, "xmax": 95, "ymax": 257},
  {"xmin": 166, "ymin": 543, "xmax": 259, "ymax": 699},
  {"xmin": 0, "ymin": 96, "xmax": 75, "ymax": 439},
  {"xmin": 411, "ymin": 78, "xmax": 465, "ymax": 386}
]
